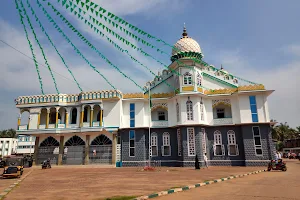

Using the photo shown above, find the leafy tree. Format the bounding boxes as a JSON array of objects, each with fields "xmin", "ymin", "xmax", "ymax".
[{"xmin": 0, "ymin": 129, "xmax": 17, "ymax": 138}]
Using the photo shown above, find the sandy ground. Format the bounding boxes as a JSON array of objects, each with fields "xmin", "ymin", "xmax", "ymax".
[
  {"xmin": 0, "ymin": 168, "xmax": 30, "ymax": 192},
  {"xmin": 2, "ymin": 165, "xmax": 265, "ymax": 200},
  {"xmin": 157, "ymin": 159, "xmax": 300, "ymax": 200}
]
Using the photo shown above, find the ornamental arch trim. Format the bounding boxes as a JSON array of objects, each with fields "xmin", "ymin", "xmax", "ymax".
[
  {"xmin": 90, "ymin": 134, "xmax": 112, "ymax": 145},
  {"xmin": 151, "ymin": 103, "xmax": 168, "ymax": 111},
  {"xmin": 212, "ymin": 99, "xmax": 231, "ymax": 108},
  {"xmin": 40, "ymin": 136, "xmax": 59, "ymax": 147},
  {"xmin": 64, "ymin": 135, "xmax": 86, "ymax": 146}
]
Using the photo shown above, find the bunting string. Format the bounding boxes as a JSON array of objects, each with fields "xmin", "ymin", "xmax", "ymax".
[
  {"xmin": 19, "ymin": 0, "xmax": 60, "ymax": 94},
  {"xmin": 58, "ymin": 0, "xmax": 213, "ymax": 90},
  {"xmin": 15, "ymin": 0, "xmax": 44, "ymax": 95},
  {"xmin": 67, "ymin": 0, "xmax": 260, "ymax": 85},
  {"xmin": 54, "ymin": 1, "xmax": 176, "ymax": 91},
  {"xmin": 26, "ymin": 0, "xmax": 83, "ymax": 92},
  {"xmin": 48, "ymin": 0, "xmax": 180, "ymax": 76},
  {"xmin": 57, "ymin": 0, "xmax": 219, "ymax": 89},
  {"xmin": 35, "ymin": 0, "xmax": 117, "ymax": 90},
  {"xmin": 44, "ymin": 1, "xmax": 145, "ymax": 91}
]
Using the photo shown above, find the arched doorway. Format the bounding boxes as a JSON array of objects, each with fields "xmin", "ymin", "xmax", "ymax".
[
  {"xmin": 37, "ymin": 136, "xmax": 60, "ymax": 165},
  {"xmin": 63, "ymin": 135, "xmax": 85, "ymax": 165},
  {"xmin": 90, "ymin": 134, "xmax": 112, "ymax": 164}
]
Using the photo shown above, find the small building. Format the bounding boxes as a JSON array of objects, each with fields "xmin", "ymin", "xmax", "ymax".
[
  {"xmin": 283, "ymin": 137, "xmax": 300, "ymax": 154},
  {"xmin": 0, "ymin": 138, "xmax": 18, "ymax": 157},
  {"xmin": 16, "ymin": 135, "xmax": 35, "ymax": 155}
]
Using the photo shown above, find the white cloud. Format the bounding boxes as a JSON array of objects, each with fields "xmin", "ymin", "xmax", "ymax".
[
  {"xmin": 281, "ymin": 44, "xmax": 300, "ymax": 57},
  {"xmin": 89, "ymin": 0, "xmax": 186, "ymax": 17}
]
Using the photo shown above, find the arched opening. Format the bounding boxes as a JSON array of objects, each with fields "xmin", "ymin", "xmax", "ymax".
[
  {"xmin": 38, "ymin": 136, "xmax": 60, "ymax": 165},
  {"xmin": 58, "ymin": 107, "xmax": 66, "ymax": 125},
  {"xmin": 93, "ymin": 105, "xmax": 101, "ymax": 122},
  {"xmin": 20, "ymin": 109, "xmax": 30, "ymax": 130},
  {"xmin": 40, "ymin": 108, "xmax": 47, "ymax": 127},
  {"xmin": 212, "ymin": 102, "xmax": 232, "ymax": 120},
  {"xmin": 83, "ymin": 105, "xmax": 91, "ymax": 123},
  {"xmin": 49, "ymin": 107, "xmax": 57, "ymax": 125},
  {"xmin": 151, "ymin": 108, "xmax": 168, "ymax": 121},
  {"xmin": 63, "ymin": 135, "xmax": 86, "ymax": 165},
  {"xmin": 89, "ymin": 134, "xmax": 112, "ymax": 165},
  {"xmin": 71, "ymin": 108, "xmax": 77, "ymax": 124}
]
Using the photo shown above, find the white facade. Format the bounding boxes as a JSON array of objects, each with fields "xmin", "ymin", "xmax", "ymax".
[
  {"xmin": 0, "ymin": 138, "xmax": 18, "ymax": 157},
  {"xmin": 16, "ymin": 135, "xmax": 35, "ymax": 155}
]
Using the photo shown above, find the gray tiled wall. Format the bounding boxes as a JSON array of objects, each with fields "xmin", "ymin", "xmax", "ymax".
[{"xmin": 119, "ymin": 124, "xmax": 274, "ymax": 167}]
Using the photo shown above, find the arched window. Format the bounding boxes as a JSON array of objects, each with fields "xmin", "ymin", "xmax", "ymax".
[
  {"xmin": 150, "ymin": 133, "xmax": 158, "ymax": 157},
  {"xmin": 200, "ymin": 98, "xmax": 204, "ymax": 121},
  {"xmin": 227, "ymin": 130, "xmax": 239, "ymax": 156},
  {"xmin": 186, "ymin": 97, "xmax": 193, "ymax": 121},
  {"xmin": 213, "ymin": 130, "xmax": 224, "ymax": 156},
  {"xmin": 197, "ymin": 72, "xmax": 202, "ymax": 86},
  {"xmin": 162, "ymin": 132, "xmax": 171, "ymax": 156},
  {"xmin": 183, "ymin": 72, "xmax": 192, "ymax": 85},
  {"xmin": 71, "ymin": 108, "xmax": 77, "ymax": 124},
  {"xmin": 176, "ymin": 102, "xmax": 180, "ymax": 122}
]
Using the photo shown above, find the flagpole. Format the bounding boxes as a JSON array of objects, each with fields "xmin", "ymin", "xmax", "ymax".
[{"xmin": 148, "ymin": 84, "xmax": 151, "ymax": 167}]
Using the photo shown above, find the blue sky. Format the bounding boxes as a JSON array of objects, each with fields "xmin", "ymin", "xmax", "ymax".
[{"xmin": 0, "ymin": 0, "xmax": 299, "ymax": 129}]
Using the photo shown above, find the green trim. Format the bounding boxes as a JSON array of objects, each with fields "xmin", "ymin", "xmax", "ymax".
[
  {"xmin": 202, "ymin": 72, "xmax": 238, "ymax": 88},
  {"xmin": 143, "ymin": 74, "xmax": 174, "ymax": 94}
]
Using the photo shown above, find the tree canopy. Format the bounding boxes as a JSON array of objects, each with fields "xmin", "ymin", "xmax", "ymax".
[{"xmin": 0, "ymin": 129, "xmax": 17, "ymax": 138}]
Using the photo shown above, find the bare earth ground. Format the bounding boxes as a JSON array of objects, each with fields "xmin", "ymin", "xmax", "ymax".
[
  {"xmin": 3, "ymin": 165, "xmax": 264, "ymax": 200},
  {"xmin": 157, "ymin": 159, "xmax": 300, "ymax": 200},
  {"xmin": 0, "ymin": 169, "xmax": 30, "ymax": 192}
]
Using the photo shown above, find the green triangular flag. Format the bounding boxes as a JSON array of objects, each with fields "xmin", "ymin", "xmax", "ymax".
[
  {"xmin": 76, "ymin": 0, "xmax": 80, "ymax": 4},
  {"xmin": 95, "ymin": 11, "xmax": 99, "ymax": 16},
  {"xmin": 90, "ymin": 2, "xmax": 94, "ymax": 7},
  {"xmin": 85, "ymin": 0, "xmax": 90, "ymax": 3},
  {"xmin": 78, "ymin": 8, "xmax": 82, "ymax": 13},
  {"xmin": 81, "ymin": 2, "xmax": 84, "ymax": 7},
  {"xmin": 86, "ymin": 5, "xmax": 89, "ymax": 10},
  {"xmin": 70, "ymin": 8, "xmax": 74, "ymax": 12},
  {"xmin": 94, "ymin": 5, "xmax": 98, "ymax": 9},
  {"xmin": 90, "ymin": 8, "xmax": 94, "ymax": 13}
]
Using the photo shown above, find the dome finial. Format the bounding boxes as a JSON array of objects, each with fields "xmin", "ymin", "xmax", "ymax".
[
  {"xmin": 221, "ymin": 64, "xmax": 224, "ymax": 70},
  {"xmin": 182, "ymin": 22, "xmax": 188, "ymax": 37}
]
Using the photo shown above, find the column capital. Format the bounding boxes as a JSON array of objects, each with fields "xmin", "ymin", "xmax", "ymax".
[{"xmin": 55, "ymin": 107, "xmax": 60, "ymax": 112}]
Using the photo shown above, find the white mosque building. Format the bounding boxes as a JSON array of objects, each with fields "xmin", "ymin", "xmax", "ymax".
[{"xmin": 15, "ymin": 27, "xmax": 276, "ymax": 166}]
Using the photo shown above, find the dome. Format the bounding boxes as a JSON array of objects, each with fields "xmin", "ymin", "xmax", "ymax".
[
  {"xmin": 171, "ymin": 25, "xmax": 203, "ymax": 62},
  {"xmin": 171, "ymin": 37, "xmax": 201, "ymax": 56}
]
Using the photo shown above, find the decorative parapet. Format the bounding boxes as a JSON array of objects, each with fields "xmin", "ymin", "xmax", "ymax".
[
  {"xmin": 123, "ymin": 92, "xmax": 175, "ymax": 99},
  {"xmin": 15, "ymin": 90, "xmax": 122, "ymax": 105},
  {"xmin": 204, "ymin": 84, "xmax": 265, "ymax": 95},
  {"xmin": 122, "ymin": 93, "xmax": 145, "ymax": 99}
]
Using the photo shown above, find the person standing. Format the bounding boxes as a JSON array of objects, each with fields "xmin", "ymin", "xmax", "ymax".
[{"xmin": 203, "ymin": 153, "xmax": 208, "ymax": 168}]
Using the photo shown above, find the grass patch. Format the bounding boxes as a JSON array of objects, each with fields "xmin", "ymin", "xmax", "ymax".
[{"xmin": 105, "ymin": 196, "xmax": 136, "ymax": 200}]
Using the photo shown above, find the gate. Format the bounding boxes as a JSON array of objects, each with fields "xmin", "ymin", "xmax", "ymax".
[
  {"xmin": 62, "ymin": 146, "xmax": 85, "ymax": 165},
  {"xmin": 63, "ymin": 135, "xmax": 86, "ymax": 165},
  {"xmin": 89, "ymin": 145, "xmax": 112, "ymax": 164},
  {"xmin": 37, "ymin": 136, "xmax": 60, "ymax": 165},
  {"xmin": 89, "ymin": 134, "xmax": 112, "ymax": 165},
  {"xmin": 37, "ymin": 146, "xmax": 59, "ymax": 165}
]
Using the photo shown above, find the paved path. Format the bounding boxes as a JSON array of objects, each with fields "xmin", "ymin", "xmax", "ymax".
[{"xmin": 157, "ymin": 159, "xmax": 300, "ymax": 200}]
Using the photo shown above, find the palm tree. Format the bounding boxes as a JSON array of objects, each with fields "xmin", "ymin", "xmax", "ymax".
[{"xmin": 271, "ymin": 122, "xmax": 296, "ymax": 141}]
